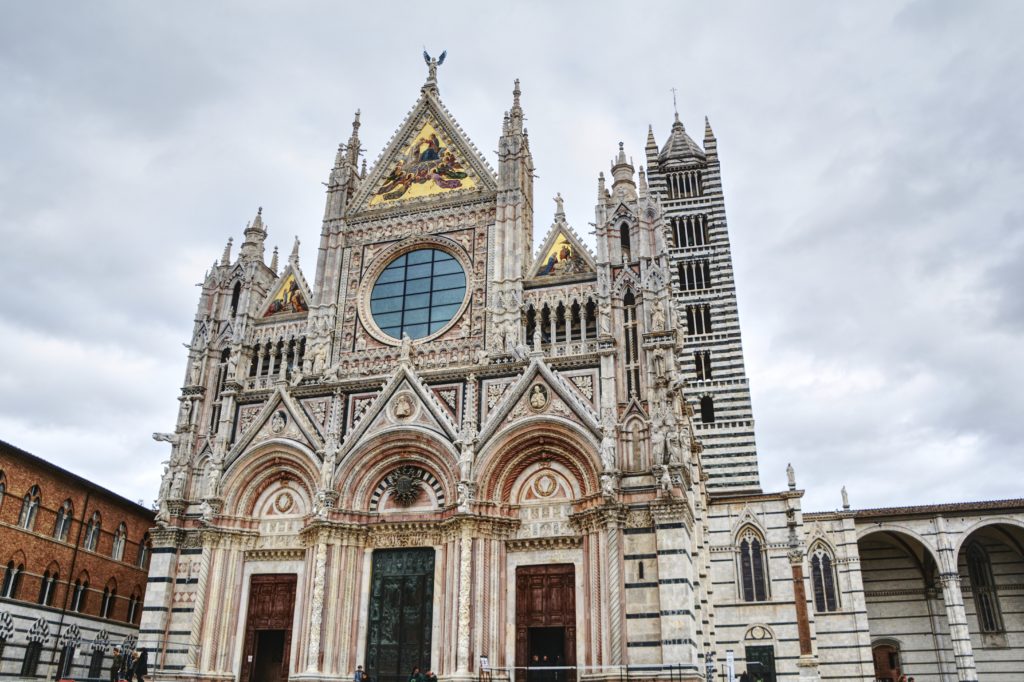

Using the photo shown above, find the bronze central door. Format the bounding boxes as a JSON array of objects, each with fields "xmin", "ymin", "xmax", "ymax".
[
  {"xmin": 515, "ymin": 564, "xmax": 576, "ymax": 682},
  {"xmin": 365, "ymin": 548, "xmax": 435, "ymax": 682}
]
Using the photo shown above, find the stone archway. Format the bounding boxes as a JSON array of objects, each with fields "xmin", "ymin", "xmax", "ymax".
[{"xmin": 857, "ymin": 529, "xmax": 953, "ymax": 681}]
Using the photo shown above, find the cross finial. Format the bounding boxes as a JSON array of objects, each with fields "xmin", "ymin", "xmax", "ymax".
[{"xmin": 670, "ymin": 87, "xmax": 679, "ymax": 116}]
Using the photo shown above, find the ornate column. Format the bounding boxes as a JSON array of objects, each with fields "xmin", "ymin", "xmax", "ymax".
[
  {"xmin": 307, "ymin": 539, "xmax": 328, "ymax": 672},
  {"xmin": 455, "ymin": 530, "xmax": 473, "ymax": 675},
  {"xmin": 603, "ymin": 507, "xmax": 626, "ymax": 666},
  {"xmin": 936, "ymin": 516, "xmax": 978, "ymax": 681},
  {"xmin": 785, "ymin": 503, "xmax": 820, "ymax": 682}
]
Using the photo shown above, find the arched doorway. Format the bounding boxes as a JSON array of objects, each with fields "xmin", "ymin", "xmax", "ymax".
[
  {"xmin": 871, "ymin": 640, "xmax": 901, "ymax": 682},
  {"xmin": 857, "ymin": 529, "xmax": 952, "ymax": 680}
]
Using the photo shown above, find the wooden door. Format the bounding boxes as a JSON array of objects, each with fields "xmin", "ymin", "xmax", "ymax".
[
  {"xmin": 515, "ymin": 564, "xmax": 576, "ymax": 682},
  {"xmin": 239, "ymin": 574, "xmax": 297, "ymax": 682},
  {"xmin": 365, "ymin": 548, "xmax": 435, "ymax": 682},
  {"xmin": 872, "ymin": 644, "xmax": 901, "ymax": 682}
]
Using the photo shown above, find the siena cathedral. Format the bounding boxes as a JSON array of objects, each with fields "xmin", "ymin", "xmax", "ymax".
[{"xmin": 143, "ymin": 59, "xmax": 1024, "ymax": 682}]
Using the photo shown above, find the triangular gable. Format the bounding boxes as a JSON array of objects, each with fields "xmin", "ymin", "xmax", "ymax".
[
  {"xmin": 256, "ymin": 258, "xmax": 313, "ymax": 320},
  {"xmin": 528, "ymin": 224, "xmax": 596, "ymax": 280},
  {"xmin": 477, "ymin": 357, "xmax": 602, "ymax": 451},
  {"xmin": 228, "ymin": 387, "xmax": 324, "ymax": 463},
  {"xmin": 349, "ymin": 90, "xmax": 497, "ymax": 214},
  {"xmin": 338, "ymin": 363, "xmax": 459, "ymax": 459}
]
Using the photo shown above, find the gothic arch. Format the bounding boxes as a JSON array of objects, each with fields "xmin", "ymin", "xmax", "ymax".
[
  {"xmin": 856, "ymin": 524, "xmax": 941, "ymax": 564},
  {"xmin": 336, "ymin": 429, "xmax": 458, "ymax": 513},
  {"xmin": 951, "ymin": 517, "xmax": 1024, "ymax": 558},
  {"xmin": 475, "ymin": 420, "xmax": 600, "ymax": 504},
  {"xmin": 221, "ymin": 442, "xmax": 319, "ymax": 517}
]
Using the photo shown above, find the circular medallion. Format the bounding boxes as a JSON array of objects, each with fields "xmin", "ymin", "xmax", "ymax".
[
  {"xmin": 391, "ymin": 392, "xmax": 416, "ymax": 420},
  {"xmin": 274, "ymin": 492, "xmax": 294, "ymax": 513},
  {"xmin": 534, "ymin": 474, "xmax": 557, "ymax": 498}
]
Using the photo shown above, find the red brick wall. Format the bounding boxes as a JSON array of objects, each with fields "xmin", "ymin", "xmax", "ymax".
[{"xmin": 0, "ymin": 441, "xmax": 154, "ymax": 624}]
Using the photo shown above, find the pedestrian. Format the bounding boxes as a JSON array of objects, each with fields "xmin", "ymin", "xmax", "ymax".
[
  {"xmin": 409, "ymin": 666, "xmax": 422, "ymax": 682},
  {"xmin": 425, "ymin": 670, "xmax": 438, "ymax": 682},
  {"xmin": 355, "ymin": 664, "xmax": 365, "ymax": 682},
  {"xmin": 110, "ymin": 647, "xmax": 123, "ymax": 682},
  {"xmin": 135, "ymin": 649, "xmax": 149, "ymax": 682},
  {"xmin": 738, "ymin": 672, "xmax": 751, "ymax": 682}
]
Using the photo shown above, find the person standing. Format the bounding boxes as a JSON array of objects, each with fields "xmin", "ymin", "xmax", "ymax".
[
  {"xmin": 355, "ymin": 664, "xmax": 365, "ymax": 682},
  {"xmin": 134, "ymin": 649, "xmax": 149, "ymax": 682},
  {"xmin": 110, "ymin": 647, "xmax": 123, "ymax": 682}
]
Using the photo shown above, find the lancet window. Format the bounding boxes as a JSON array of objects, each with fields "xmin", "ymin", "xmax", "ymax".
[
  {"xmin": 37, "ymin": 566, "xmax": 58, "ymax": 606},
  {"xmin": 620, "ymin": 222, "xmax": 632, "ymax": 262},
  {"xmin": 623, "ymin": 291, "xmax": 641, "ymax": 397},
  {"xmin": 18, "ymin": 485, "xmax": 41, "ymax": 531},
  {"xmin": 53, "ymin": 499, "xmax": 74, "ymax": 541},
  {"xmin": 70, "ymin": 575, "xmax": 89, "ymax": 612},
  {"xmin": 967, "ymin": 543, "xmax": 1004, "ymax": 633},
  {"xmin": 737, "ymin": 527, "xmax": 769, "ymax": 602},
  {"xmin": 810, "ymin": 543, "xmax": 839, "ymax": 612},
  {"xmin": 83, "ymin": 511, "xmax": 101, "ymax": 552},
  {"xmin": 111, "ymin": 522, "xmax": 127, "ymax": 561},
  {"xmin": 136, "ymin": 532, "xmax": 151, "ymax": 568},
  {"xmin": 100, "ymin": 581, "xmax": 117, "ymax": 619},
  {"xmin": 2, "ymin": 561, "xmax": 23, "ymax": 599}
]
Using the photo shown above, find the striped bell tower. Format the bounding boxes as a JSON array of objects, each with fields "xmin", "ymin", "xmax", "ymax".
[{"xmin": 645, "ymin": 113, "xmax": 761, "ymax": 494}]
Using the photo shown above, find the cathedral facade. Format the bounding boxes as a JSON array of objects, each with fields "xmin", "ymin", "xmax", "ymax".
[{"xmin": 141, "ymin": 62, "xmax": 1024, "ymax": 682}]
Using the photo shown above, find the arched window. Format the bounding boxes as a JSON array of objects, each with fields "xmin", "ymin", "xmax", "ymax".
[
  {"xmin": 230, "ymin": 280, "xmax": 242, "ymax": 316},
  {"xmin": 700, "ymin": 396, "xmax": 715, "ymax": 424},
  {"xmin": 967, "ymin": 543, "xmax": 1004, "ymax": 633},
  {"xmin": 21, "ymin": 641, "xmax": 43, "ymax": 677},
  {"xmin": 136, "ymin": 532, "xmax": 152, "ymax": 568},
  {"xmin": 810, "ymin": 544, "xmax": 839, "ymax": 612},
  {"xmin": 737, "ymin": 527, "xmax": 768, "ymax": 602},
  {"xmin": 53, "ymin": 499, "xmax": 74, "ymax": 541},
  {"xmin": 620, "ymin": 222, "xmax": 632, "ymax": 262},
  {"xmin": 112, "ymin": 523, "xmax": 127, "ymax": 561},
  {"xmin": 37, "ymin": 564, "xmax": 59, "ymax": 606},
  {"xmin": 84, "ymin": 511, "xmax": 101, "ymax": 551},
  {"xmin": 100, "ymin": 581, "xmax": 117, "ymax": 619},
  {"xmin": 694, "ymin": 350, "xmax": 712, "ymax": 380},
  {"xmin": 18, "ymin": 485, "xmax": 41, "ymax": 530},
  {"xmin": 2, "ymin": 561, "xmax": 24, "ymax": 599},
  {"xmin": 70, "ymin": 575, "xmax": 89, "ymax": 613},
  {"xmin": 127, "ymin": 590, "xmax": 142, "ymax": 623}
]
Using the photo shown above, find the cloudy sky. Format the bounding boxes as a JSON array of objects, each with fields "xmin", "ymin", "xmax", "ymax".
[{"xmin": 1, "ymin": 1, "xmax": 1022, "ymax": 512}]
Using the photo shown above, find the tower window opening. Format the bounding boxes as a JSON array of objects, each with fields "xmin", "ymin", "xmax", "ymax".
[
  {"xmin": 638, "ymin": 561, "xmax": 645, "ymax": 580},
  {"xmin": 620, "ymin": 222, "xmax": 632, "ymax": 262},
  {"xmin": 700, "ymin": 396, "xmax": 715, "ymax": 424},
  {"xmin": 694, "ymin": 351, "xmax": 712, "ymax": 380},
  {"xmin": 585, "ymin": 299, "xmax": 598, "ymax": 338},
  {"xmin": 686, "ymin": 305, "xmax": 712, "ymax": 335},
  {"xmin": 524, "ymin": 305, "xmax": 537, "ymax": 343},
  {"xmin": 570, "ymin": 301, "xmax": 582, "ymax": 341}
]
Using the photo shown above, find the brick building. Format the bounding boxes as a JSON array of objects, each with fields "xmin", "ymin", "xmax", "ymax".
[{"xmin": 0, "ymin": 439, "xmax": 154, "ymax": 679}]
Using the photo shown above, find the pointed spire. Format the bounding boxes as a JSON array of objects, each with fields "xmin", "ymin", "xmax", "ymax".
[
  {"xmin": 638, "ymin": 166, "xmax": 648, "ymax": 197},
  {"xmin": 508, "ymin": 79, "xmax": 524, "ymax": 134},
  {"xmin": 646, "ymin": 125, "xmax": 658, "ymax": 150},
  {"xmin": 610, "ymin": 142, "xmax": 636, "ymax": 199},
  {"xmin": 346, "ymin": 110, "xmax": 362, "ymax": 167},
  {"xmin": 704, "ymin": 115, "xmax": 715, "ymax": 141},
  {"xmin": 289, "ymin": 236, "xmax": 301, "ymax": 265},
  {"xmin": 240, "ymin": 206, "xmax": 267, "ymax": 262},
  {"xmin": 270, "ymin": 246, "xmax": 279, "ymax": 273},
  {"xmin": 221, "ymin": 237, "xmax": 233, "ymax": 266},
  {"xmin": 597, "ymin": 172, "xmax": 606, "ymax": 200}
]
